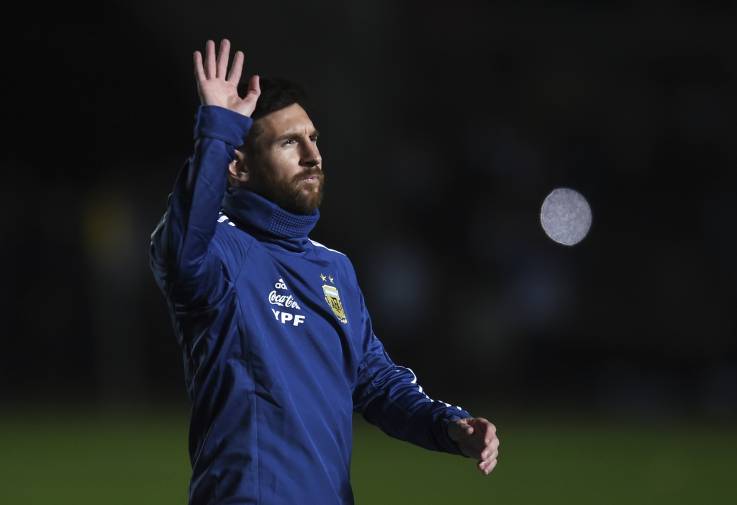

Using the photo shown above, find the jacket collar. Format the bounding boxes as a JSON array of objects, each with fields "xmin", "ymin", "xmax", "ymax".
[{"xmin": 221, "ymin": 186, "xmax": 319, "ymax": 251}]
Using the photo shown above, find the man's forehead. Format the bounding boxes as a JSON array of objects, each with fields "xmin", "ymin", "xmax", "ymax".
[{"xmin": 258, "ymin": 103, "xmax": 316, "ymax": 135}]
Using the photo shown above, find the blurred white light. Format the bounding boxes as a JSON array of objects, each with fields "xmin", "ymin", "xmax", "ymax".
[{"xmin": 540, "ymin": 187, "xmax": 592, "ymax": 246}]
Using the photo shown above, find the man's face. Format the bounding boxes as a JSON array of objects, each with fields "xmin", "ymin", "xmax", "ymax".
[{"xmin": 245, "ymin": 103, "xmax": 324, "ymax": 215}]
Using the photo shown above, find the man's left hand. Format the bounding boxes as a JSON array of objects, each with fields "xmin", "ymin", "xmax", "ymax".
[{"xmin": 447, "ymin": 417, "xmax": 499, "ymax": 475}]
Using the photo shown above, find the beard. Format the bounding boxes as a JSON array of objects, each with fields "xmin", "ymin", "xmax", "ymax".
[{"xmin": 249, "ymin": 165, "xmax": 325, "ymax": 215}]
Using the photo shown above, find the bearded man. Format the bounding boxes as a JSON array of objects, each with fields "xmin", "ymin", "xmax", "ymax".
[{"xmin": 150, "ymin": 39, "xmax": 499, "ymax": 505}]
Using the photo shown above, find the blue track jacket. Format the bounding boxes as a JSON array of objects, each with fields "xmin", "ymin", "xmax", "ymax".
[{"xmin": 149, "ymin": 105, "xmax": 472, "ymax": 505}]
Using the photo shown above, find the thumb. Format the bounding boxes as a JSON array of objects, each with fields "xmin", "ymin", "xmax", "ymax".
[
  {"xmin": 246, "ymin": 74, "xmax": 261, "ymax": 98},
  {"xmin": 238, "ymin": 74, "xmax": 261, "ymax": 117},
  {"xmin": 448, "ymin": 418, "xmax": 474, "ymax": 441}
]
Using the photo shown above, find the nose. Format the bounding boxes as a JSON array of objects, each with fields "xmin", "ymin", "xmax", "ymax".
[{"xmin": 301, "ymin": 143, "xmax": 321, "ymax": 169}]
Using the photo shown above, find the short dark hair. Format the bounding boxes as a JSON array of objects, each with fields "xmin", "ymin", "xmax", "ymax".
[{"xmin": 238, "ymin": 77, "xmax": 311, "ymax": 156}]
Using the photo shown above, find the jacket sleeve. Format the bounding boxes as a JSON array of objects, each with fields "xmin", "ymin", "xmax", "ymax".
[
  {"xmin": 352, "ymin": 289, "xmax": 473, "ymax": 456},
  {"xmin": 149, "ymin": 105, "xmax": 252, "ymax": 307}
]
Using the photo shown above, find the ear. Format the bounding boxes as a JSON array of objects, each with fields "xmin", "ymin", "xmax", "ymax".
[{"xmin": 227, "ymin": 148, "xmax": 250, "ymax": 186}]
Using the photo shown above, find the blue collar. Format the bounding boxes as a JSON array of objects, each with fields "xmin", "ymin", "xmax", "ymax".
[{"xmin": 221, "ymin": 187, "xmax": 320, "ymax": 251}]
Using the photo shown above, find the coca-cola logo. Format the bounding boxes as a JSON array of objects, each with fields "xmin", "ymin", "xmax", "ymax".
[{"xmin": 268, "ymin": 290, "xmax": 301, "ymax": 310}]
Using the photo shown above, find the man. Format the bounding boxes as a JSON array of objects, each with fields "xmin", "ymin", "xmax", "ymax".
[{"xmin": 150, "ymin": 39, "xmax": 499, "ymax": 505}]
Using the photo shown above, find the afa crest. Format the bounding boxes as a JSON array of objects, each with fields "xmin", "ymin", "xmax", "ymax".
[{"xmin": 321, "ymin": 280, "xmax": 348, "ymax": 324}]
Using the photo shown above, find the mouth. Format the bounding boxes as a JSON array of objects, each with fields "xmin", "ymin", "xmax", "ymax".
[{"xmin": 299, "ymin": 174, "xmax": 321, "ymax": 184}]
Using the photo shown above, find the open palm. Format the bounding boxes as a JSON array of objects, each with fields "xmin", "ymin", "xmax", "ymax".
[{"xmin": 193, "ymin": 39, "xmax": 260, "ymax": 117}]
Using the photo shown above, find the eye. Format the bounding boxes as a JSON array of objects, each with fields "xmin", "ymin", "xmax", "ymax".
[{"xmin": 282, "ymin": 138, "xmax": 296, "ymax": 146}]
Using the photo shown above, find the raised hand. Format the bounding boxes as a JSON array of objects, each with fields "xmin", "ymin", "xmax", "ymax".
[
  {"xmin": 193, "ymin": 39, "xmax": 260, "ymax": 117},
  {"xmin": 447, "ymin": 417, "xmax": 500, "ymax": 475}
]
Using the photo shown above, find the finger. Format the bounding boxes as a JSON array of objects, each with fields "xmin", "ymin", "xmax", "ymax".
[
  {"xmin": 484, "ymin": 459, "xmax": 498, "ymax": 475},
  {"xmin": 480, "ymin": 446, "xmax": 492, "ymax": 460},
  {"xmin": 471, "ymin": 417, "xmax": 493, "ymax": 427},
  {"xmin": 481, "ymin": 448, "xmax": 498, "ymax": 461},
  {"xmin": 473, "ymin": 418, "xmax": 496, "ymax": 433},
  {"xmin": 458, "ymin": 419, "xmax": 474, "ymax": 435},
  {"xmin": 480, "ymin": 436, "xmax": 497, "ymax": 457},
  {"xmin": 217, "ymin": 38, "xmax": 230, "ymax": 79},
  {"xmin": 448, "ymin": 419, "xmax": 473, "ymax": 443},
  {"xmin": 475, "ymin": 420, "xmax": 497, "ymax": 446},
  {"xmin": 478, "ymin": 458, "xmax": 496, "ymax": 474},
  {"xmin": 471, "ymin": 438, "xmax": 492, "ymax": 460},
  {"xmin": 227, "ymin": 50, "xmax": 244, "ymax": 83},
  {"xmin": 193, "ymin": 51, "xmax": 206, "ymax": 84},
  {"xmin": 205, "ymin": 39, "xmax": 216, "ymax": 79},
  {"xmin": 484, "ymin": 433, "xmax": 499, "ymax": 448},
  {"xmin": 240, "ymin": 75, "xmax": 261, "ymax": 115},
  {"xmin": 479, "ymin": 456, "xmax": 497, "ymax": 469},
  {"xmin": 480, "ymin": 435, "xmax": 499, "ymax": 457},
  {"xmin": 247, "ymin": 74, "xmax": 261, "ymax": 97},
  {"xmin": 244, "ymin": 75, "xmax": 260, "ymax": 101}
]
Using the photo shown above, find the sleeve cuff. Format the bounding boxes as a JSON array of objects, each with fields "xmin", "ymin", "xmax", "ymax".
[{"xmin": 193, "ymin": 105, "xmax": 253, "ymax": 146}]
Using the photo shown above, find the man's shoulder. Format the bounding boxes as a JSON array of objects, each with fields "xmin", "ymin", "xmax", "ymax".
[
  {"xmin": 308, "ymin": 239, "xmax": 359, "ymax": 278},
  {"xmin": 213, "ymin": 212, "xmax": 254, "ymax": 241},
  {"xmin": 308, "ymin": 238, "xmax": 347, "ymax": 257},
  {"xmin": 210, "ymin": 212, "xmax": 256, "ymax": 262}
]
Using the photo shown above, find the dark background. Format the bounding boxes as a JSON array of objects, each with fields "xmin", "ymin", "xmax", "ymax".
[{"xmin": 3, "ymin": 0, "xmax": 736, "ymax": 423}]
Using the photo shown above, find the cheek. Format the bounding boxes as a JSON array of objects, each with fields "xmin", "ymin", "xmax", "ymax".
[{"xmin": 266, "ymin": 149, "xmax": 301, "ymax": 181}]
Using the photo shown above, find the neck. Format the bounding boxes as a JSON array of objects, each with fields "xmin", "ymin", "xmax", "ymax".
[{"xmin": 221, "ymin": 186, "xmax": 320, "ymax": 251}]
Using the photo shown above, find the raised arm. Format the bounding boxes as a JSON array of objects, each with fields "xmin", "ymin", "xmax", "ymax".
[{"xmin": 149, "ymin": 39, "xmax": 260, "ymax": 306}]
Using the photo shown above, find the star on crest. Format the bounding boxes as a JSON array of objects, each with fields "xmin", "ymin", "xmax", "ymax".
[
  {"xmin": 320, "ymin": 273, "xmax": 327, "ymax": 282},
  {"xmin": 328, "ymin": 275, "xmax": 334, "ymax": 283}
]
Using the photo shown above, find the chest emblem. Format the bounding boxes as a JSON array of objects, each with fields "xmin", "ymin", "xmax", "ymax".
[{"xmin": 321, "ymin": 273, "xmax": 348, "ymax": 324}]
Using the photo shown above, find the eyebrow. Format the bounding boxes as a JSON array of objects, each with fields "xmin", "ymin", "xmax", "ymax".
[{"xmin": 274, "ymin": 129, "xmax": 320, "ymax": 142}]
